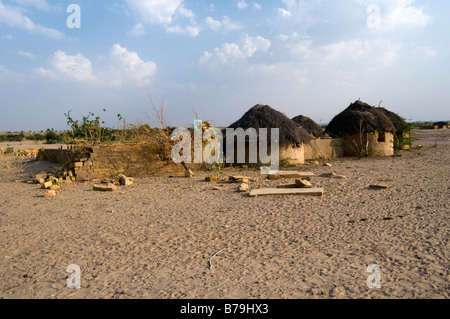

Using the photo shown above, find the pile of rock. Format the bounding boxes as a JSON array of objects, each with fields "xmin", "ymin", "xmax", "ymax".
[{"xmin": 93, "ymin": 174, "xmax": 134, "ymax": 192}]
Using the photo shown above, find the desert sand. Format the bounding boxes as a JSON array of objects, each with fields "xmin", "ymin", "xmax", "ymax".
[{"xmin": 0, "ymin": 129, "xmax": 448, "ymax": 299}]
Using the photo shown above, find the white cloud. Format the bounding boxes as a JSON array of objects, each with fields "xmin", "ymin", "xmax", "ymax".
[
  {"xmin": 356, "ymin": 0, "xmax": 431, "ymax": 30},
  {"xmin": 205, "ymin": 17, "xmax": 221, "ymax": 31},
  {"xmin": 0, "ymin": 2, "xmax": 64, "ymax": 40},
  {"xmin": 51, "ymin": 51, "xmax": 95, "ymax": 82},
  {"xmin": 35, "ymin": 51, "xmax": 95, "ymax": 82},
  {"xmin": 125, "ymin": 0, "xmax": 199, "ymax": 37},
  {"xmin": 125, "ymin": 0, "xmax": 183, "ymax": 25},
  {"xmin": 204, "ymin": 16, "xmax": 241, "ymax": 32},
  {"xmin": 18, "ymin": 51, "xmax": 36, "ymax": 59},
  {"xmin": 320, "ymin": 39, "xmax": 401, "ymax": 72},
  {"xmin": 253, "ymin": 3, "xmax": 262, "ymax": 10},
  {"xmin": 127, "ymin": 23, "xmax": 146, "ymax": 37},
  {"xmin": 200, "ymin": 34, "xmax": 271, "ymax": 64},
  {"xmin": 110, "ymin": 44, "xmax": 157, "ymax": 84},
  {"xmin": 278, "ymin": 8, "xmax": 291, "ymax": 17},
  {"xmin": 10, "ymin": 0, "xmax": 54, "ymax": 12},
  {"xmin": 166, "ymin": 24, "xmax": 200, "ymax": 37},
  {"xmin": 237, "ymin": 1, "xmax": 248, "ymax": 10}
]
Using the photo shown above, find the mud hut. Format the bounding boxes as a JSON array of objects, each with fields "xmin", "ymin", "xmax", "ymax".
[
  {"xmin": 326, "ymin": 100, "xmax": 396, "ymax": 157},
  {"xmin": 292, "ymin": 115, "xmax": 324, "ymax": 138},
  {"xmin": 224, "ymin": 104, "xmax": 311, "ymax": 165},
  {"xmin": 377, "ymin": 107, "xmax": 411, "ymax": 150}
]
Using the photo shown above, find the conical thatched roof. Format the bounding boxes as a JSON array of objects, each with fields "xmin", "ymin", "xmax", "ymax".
[
  {"xmin": 227, "ymin": 104, "xmax": 311, "ymax": 146},
  {"xmin": 376, "ymin": 107, "xmax": 407, "ymax": 131},
  {"xmin": 292, "ymin": 115, "xmax": 324, "ymax": 138},
  {"xmin": 326, "ymin": 100, "xmax": 396, "ymax": 136}
]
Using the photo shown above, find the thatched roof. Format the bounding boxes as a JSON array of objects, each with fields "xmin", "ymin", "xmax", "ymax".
[
  {"xmin": 226, "ymin": 104, "xmax": 311, "ymax": 146},
  {"xmin": 376, "ymin": 107, "xmax": 406, "ymax": 124},
  {"xmin": 326, "ymin": 100, "xmax": 396, "ymax": 136},
  {"xmin": 292, "ymin": 115, "xmax": 324, "ymax": 138}
]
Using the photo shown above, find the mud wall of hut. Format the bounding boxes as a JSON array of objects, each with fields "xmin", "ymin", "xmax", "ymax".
[
  {"xmin": 304, "ymin": 138, "xmax": 345, "ymax": 160},
  {"xmin": 39, "ymin": 143, "xmax": 181, "ymax": 181}
]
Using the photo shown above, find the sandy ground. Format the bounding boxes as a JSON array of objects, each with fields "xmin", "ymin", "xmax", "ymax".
[{"xmin": 0, "ymin": 129, "xmax": 448, "ymax": 299}]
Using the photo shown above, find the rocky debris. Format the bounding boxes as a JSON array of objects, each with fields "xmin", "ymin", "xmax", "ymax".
[
  {"xmin": 267, "ymin": 171, "xmax": 315, "ymax": 180},
  {"xmin": 205, "ymin": 176, "xmax": 219, "ymax": 182},
  {"xmin": 93, "ymin": 183, "xmax": 117, "ymax": 192},
  {"xmin": 238, "ymin": 183, "xmax": 250, "ymax": 193},
  {"xmin": 44, "ymin": 190, "xmax": 57, "ymax": 198},
  {"xmin": 40, "ymin": 181, "xmax": 53, "ymax": 189},
  {"xmin": 320, "ymin": 172, "xmax": 346, "ymax": 179},
  {"xmin": 277, "ymin": 179, "xmax": 314, "ymax": 189},
  {"xmin": 33, "ymin": 170, "xmax": 76, "ymax": 185},
  {"xmin": 118, "ymin": 174, "xmax": 134, "ymax": 186},
  {"xmin": 228, "ymin": 176, "xmax": 250, "ymax": 183},
  {"xmin": 369, "ymin": 184, "xmax": 391, "ymax": 190},
  {"xmin": 296, "ymin": 179, "xmax": 314, "ymax": 188},
  {"xmin": 323, "ymin": 163, "xmax": 332, "ymax": 167}
]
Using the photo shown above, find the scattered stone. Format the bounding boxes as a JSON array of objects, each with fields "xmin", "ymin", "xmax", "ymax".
[
  {"xmin": 277, "ymin": 179, "xmax": 314, "ymax": 189},
  {"xmin": 49, "ymin": 185, "xmax": 61, "ymax": 191},
  {"xmin": 323, "ymin": 163, "xmax": 332, "ymax": 167},
  {"xmin": 41, "ymin": 181, "xmax": 53, "ymax": 189},
  {"xmin": 314, "ymin": 161, "xmax": 320, "ymax": 165},
  {"xmin": 44, "ymin": 190, "xmax": 57, "ymax": 198},
  {"xmin": 295, "ymin": 179, "xmax": 313, "ymax": 188},
  {"xmin": 238, "ymin": 183, "xmax": 250, "ymax": 193},
  {"xmin": 93, "ymin": 183, "xmax": 117, "ymax": 192},
  {"xmin": 321, "ymin": 172, "xmax": 336, "ymax": 178},
  {"xmin": 267, "ymin": 171, "xmax": 315, "ymax": 180},
  {"xmin": 205, "ymin": 176, "xmax": 219, "ymax": 182},
  {"xmin": 369, "ymin": 184, "xmax": 391, "ymax": 190},
  {"xmin": 185, "ymin": 170, "xmax": 194, "ymax": 178},
  {"xmin": 74, "ymin": 162, "xmax": 83, "ymax": 169},
  {"xmin": 118, "ymin": 174, "xmax": 134, "ymax": 186},
  {"xmin": 228, "ymin": 176, "xmax": 250, "ymax": 183}
]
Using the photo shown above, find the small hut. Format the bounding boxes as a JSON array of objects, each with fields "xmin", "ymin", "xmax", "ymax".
[
  {"xmin": 433, "ymin": 121, "xmax": 449, "ymax": 129},
  {"xmin": 225, "ymin": 104, "xmax": 311, "ymax": 165},
  {"xmin": 376, "ymin": 107, "xmax": 411, "ymax": 150},
  {"xmin": 326, "ymin": 100, "xmax": 396, "ymax": 157},
  {"xmin": 292, "ymin": 115, "xmax": 324, "ymax": 138}
]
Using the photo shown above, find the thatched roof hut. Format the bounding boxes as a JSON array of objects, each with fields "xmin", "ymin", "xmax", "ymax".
[
  {"xmin": 224, "ymin": 104, "xmax": 311, "ymax": 165},
  {"xmin": 326, "ymin": 100, "xmax": 396, "ymax": 136},
  {"xmin": 326, "ymin": 100, "xmax": 396, "ymax": 157},
  {"xmin": 227, "ymin": 104, "xmax": 311, "ymax": 147},
  {"xmin": 292, "ymin": 115, "xmax": 324, "ymax": 138}
]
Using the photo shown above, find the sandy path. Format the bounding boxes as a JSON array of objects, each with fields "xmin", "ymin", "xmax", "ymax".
[{"xmin": 0, "ymin": 130, "xmax": 448, "ymax": 299}]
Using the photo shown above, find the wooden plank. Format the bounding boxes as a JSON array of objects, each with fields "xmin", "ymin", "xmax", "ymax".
[
  {"xmin": 267, "ymin": 171, "xmax": 315, "ymax": 180},
  {"xmin": 249, "ymin": 188, "xmax": 324, "ymax": 197}
]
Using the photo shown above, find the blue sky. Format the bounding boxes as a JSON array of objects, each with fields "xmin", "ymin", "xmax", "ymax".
[{"xmin": 0, "ymin": 0, "xmax": 449, "ymax": 131}]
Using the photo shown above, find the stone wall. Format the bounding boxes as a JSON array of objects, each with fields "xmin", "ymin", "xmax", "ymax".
[{"xmin": 39, "ymin": 143, "xmax": 182, "ymax": 181}]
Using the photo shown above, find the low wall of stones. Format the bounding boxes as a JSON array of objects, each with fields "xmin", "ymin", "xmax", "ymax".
[{"xmin": 39, "ymin": 143, "xmax": 182, "ymax": 181}]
